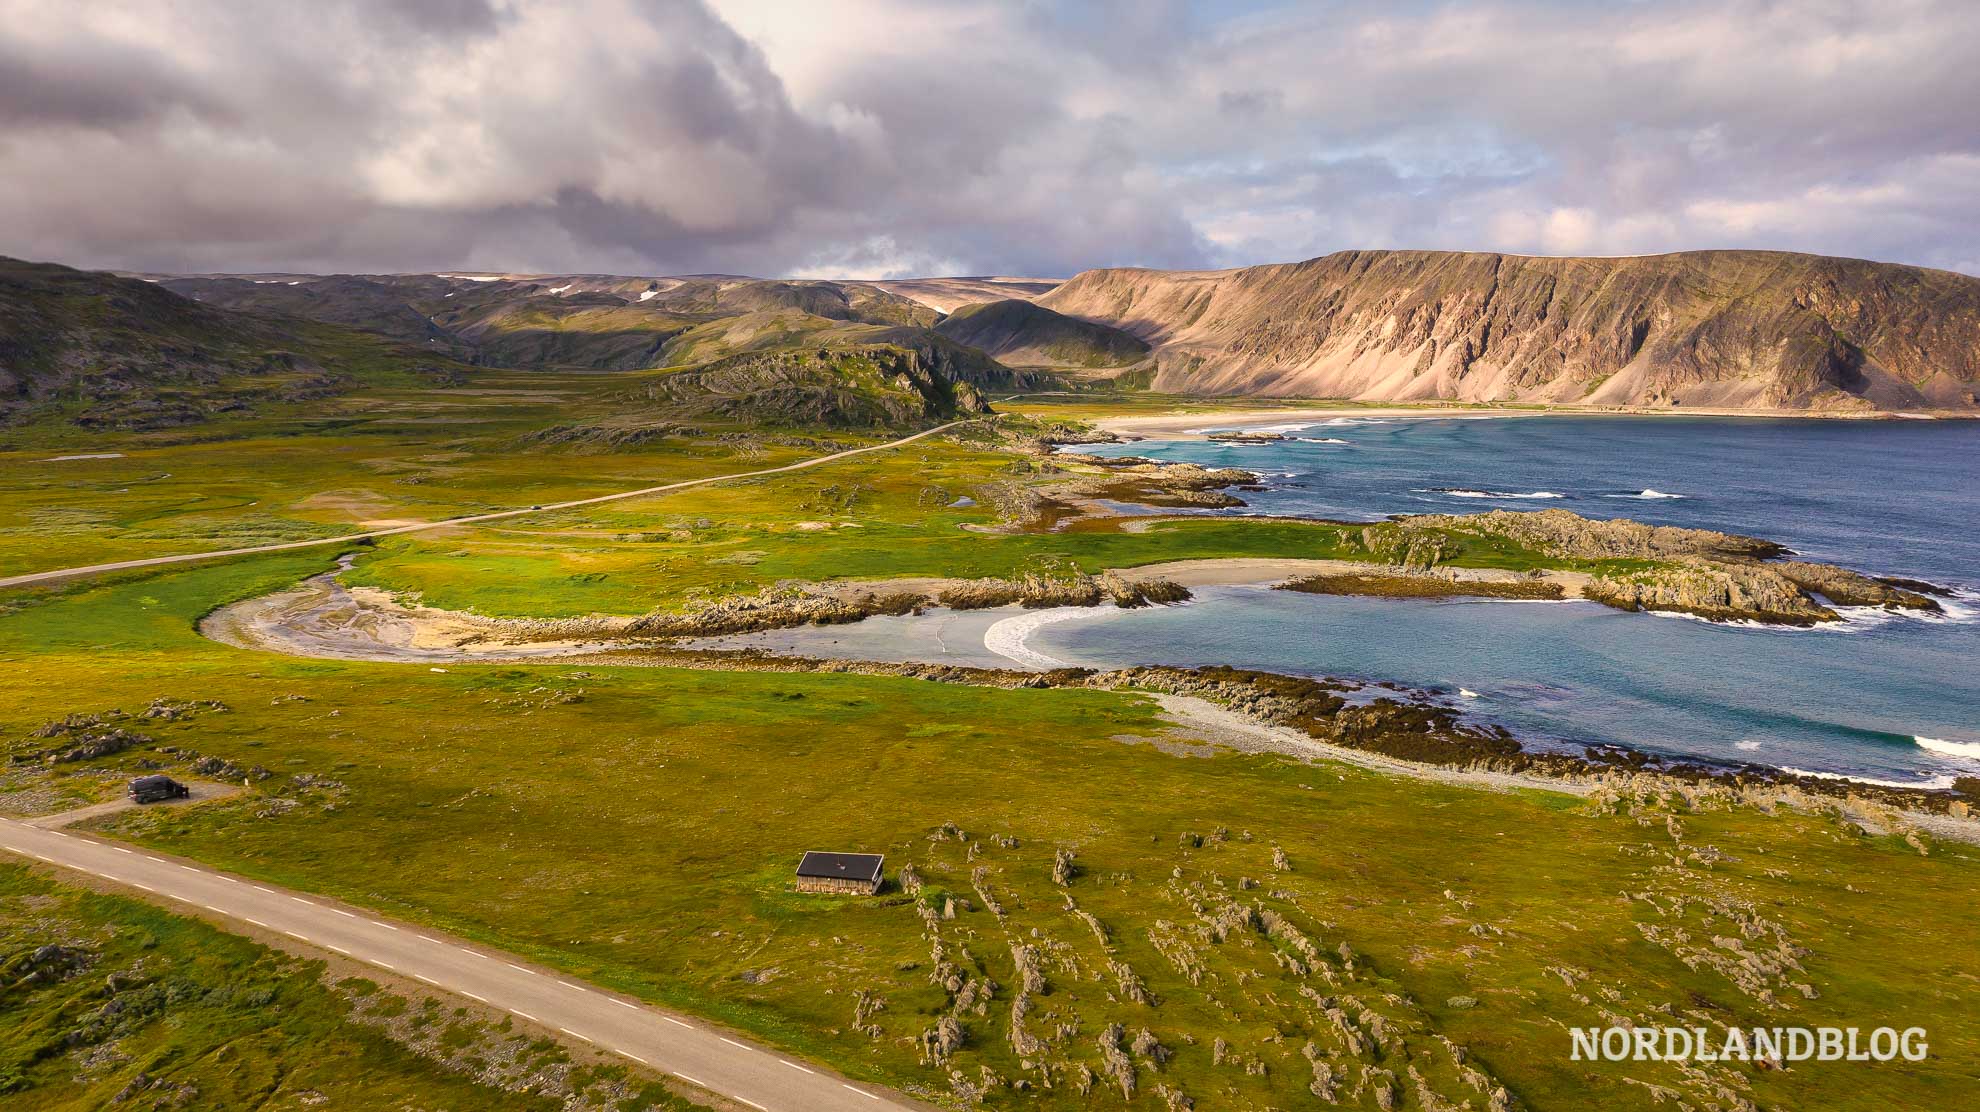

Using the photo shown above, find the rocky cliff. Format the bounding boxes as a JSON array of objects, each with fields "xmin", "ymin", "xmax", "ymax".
[{"xmin": 1036, "ymin": 250, "xmax": 1980, "ymax": 411}]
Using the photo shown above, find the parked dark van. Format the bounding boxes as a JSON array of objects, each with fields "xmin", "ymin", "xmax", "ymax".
[{"xmin": 128, "ymin": 775, "xmax": 191, "ymax": 804}]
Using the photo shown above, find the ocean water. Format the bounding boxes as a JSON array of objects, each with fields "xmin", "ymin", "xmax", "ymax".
[{"xmin": 1034, "ymin": 415, "xmax": 1980, "ymax": 786}]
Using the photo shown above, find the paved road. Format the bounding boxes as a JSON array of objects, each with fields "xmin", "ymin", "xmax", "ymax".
[
  {"xmin": 0, "ymin": 817, "xmax": 921, "ymax": 1112},
  {"xmin": 1, "ymin": 419, "xmax": 982, "ymax": 590}
]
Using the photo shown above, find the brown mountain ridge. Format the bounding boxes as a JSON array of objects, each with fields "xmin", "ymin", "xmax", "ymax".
[{"xmin": 1036, "ymin": 249, "xmax": 1980, "ymax": 411}]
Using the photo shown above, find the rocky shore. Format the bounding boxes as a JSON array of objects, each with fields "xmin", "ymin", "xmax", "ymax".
[
  {"xmin": 461, "ymin": 572, "xmax": 1199, "ymax": 645},
  {"xmin": 1276, "ymin": 570, "xmax": 1566, "ymax": 601},
  {"xmin": 1348, "ymin": 509, "xmax": 1942, "ymax": 626},
  {"xmin": 568, "ymin": 647, "xmax": 1980, "ymax": 830},
  {"xmin": 200, "ymin": 567, "xmax": 1979, "ymax": 839}
]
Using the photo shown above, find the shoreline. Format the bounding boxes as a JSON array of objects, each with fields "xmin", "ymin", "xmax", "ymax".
[
  {"xmin": 1086, "ymin": 403, "xmax": 1972, "ymax": 441},
  {"xmin": 198, "ymin": 561, "xmax": 1980, "ymax": 827}
]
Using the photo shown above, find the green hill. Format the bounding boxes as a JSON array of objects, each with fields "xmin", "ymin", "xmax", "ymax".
[
  {"xmin": 934, "ymin": 297, "xmax": 1150, "ymax": 369},
  {"xmin": 0, "ymin": 258, "xmax": 446, "ymax": 431}
]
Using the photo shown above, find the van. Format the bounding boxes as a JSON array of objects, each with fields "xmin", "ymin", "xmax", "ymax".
[{"xmin": 128, "ymin": 775, "xmax": 191, "ymax": 804}]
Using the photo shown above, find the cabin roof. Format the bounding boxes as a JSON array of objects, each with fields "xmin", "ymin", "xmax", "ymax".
[{"xmin": 796, "ymin": 851, "xmax": 884, "ymax": 882}]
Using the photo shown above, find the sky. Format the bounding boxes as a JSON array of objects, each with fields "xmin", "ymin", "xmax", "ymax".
[{"xmin": 2, "ymin": 0, "xmax": 1977, "ymax": 279}]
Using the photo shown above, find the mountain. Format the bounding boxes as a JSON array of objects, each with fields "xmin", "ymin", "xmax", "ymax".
[
  {"xmin": 1036, "ymin": 250, "xmax": 1980, "ymax": 411},
  {"xmin": 7, "ymin": 259, "xmax": 1040, "ymax": 436},
  {"xmin": 864, "ymin": 276, "xmax": 1061, "ymax": 313},
  {"xmin": 159, "ymin": 272, "xmax": 1022, "ymax": 376},
  {"xmin": 933, "ymin": 298, "xmax": 1149, "ymax": 371},
  {"xmin": 0, "ymin": 257, "xmax": 427, "ymax": 430}
]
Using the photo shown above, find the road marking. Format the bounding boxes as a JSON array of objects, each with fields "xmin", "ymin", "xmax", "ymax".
[
  {"xmin": 376, "ymin": 961, "xmax": 395, "ymax": 971},
  {"xmin": 781, "ymin": 1060, "xmax": 815, "ymax": 1075},
  {"xmin": 327, "ymin": 945, "xmax": 351, "ymax": 956},
  {"xmin": 132, "ymin": 883, "xmax": 156, "ymax": 893},
  {"xmin": 290, "ymin": 897, "xmax": 316, "ymax": 907},
  {"xmin": 675, "ymin": 1074, "xmax": 709, "ymax": 1088},
  {"xmin": 504, "ymin": 962, "xmax": 534, "ymax": 973},
  {"xmin": 617, "ymin": 1050, "xmax": 648, "ymax": 1065},
  {"xmin": 176, "ymin": 864, "xmax": 199, "ymax": 873},
  {"xmin": 47, "ymin": 831, "xmax": 67, "ymax": 838},
  {"xmin": 371, "ymin": 921, "xmax": 398, "ymax": 931},
  {"xmin": 462, "ymin": 991, "xmax": 488, "ymax": 1003},
  {"xmin": 611, "ymin": 999, "xmax": 638, "ymax": 1010},
  {"xmin": 244, "ymin": 918, "xmax": 270, "ymax": 928},
  {"xmin": 113, "ymin": 847, "xmax": 133, "ymax": 854},
  {"xmin": 511, "ymin": 1009, "xmax": 538, "ymax": 1022},
  {"xmin": 215, "ymin": 876, "xmax": 238, "ymax": 884},
  {"xmin": 415, "ymin": 974, "xmax": 441, "ymax": 985},
  {"xmin": 418, "ymin": 935, "xmax": 445, "ymax": 945},
  {"xmin": 284, "ymin": 930, "xmax": 308, "ymax": 941},
  {"xmin": 662, "ymin": 1017, "xmax": 693, "ymax": 1029},
  {"xmin": 202, "ymin": 904, "xmax": 226, "ymax": 913},
  {"xmin": 842, "ymin": 1084, "xmax": 882, "ymax": 1100},
  {"xmin": 329, "ymin": 908, "xmax": 357, "ymax": 918},
  {"xmin": 738, "ymin": 1098, "xmax": 768, "ymax": 1111},
  {"xmin": 559, "ymin": 1027, "xmax": 593, "ymax": 1043},
  {"xmin": 253, "ymin": 886, "xmax": 276, "ymax": 894},
  {"xmin": 556, "ymin": 980, "xmax": 588, "ymax": 993},
  {"xmin": 719, "ymin": 1037, "xmax": 752, "ymax": 1051}
]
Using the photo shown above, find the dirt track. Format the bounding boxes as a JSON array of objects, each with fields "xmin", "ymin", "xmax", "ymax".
[{"xmin": 0, "ymin": 419, "xmax": 982, "ymax": 590}]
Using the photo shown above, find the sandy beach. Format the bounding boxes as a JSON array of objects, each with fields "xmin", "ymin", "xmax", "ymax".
[{"xmin": 1089, "ymin": 402, "xmax": 1942, "ymax": 440}]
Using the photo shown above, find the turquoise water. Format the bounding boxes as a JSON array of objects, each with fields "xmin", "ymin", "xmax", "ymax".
[{"xmin": 1042, "ymin": 416, "xmax": 1980, "ymax": 786}]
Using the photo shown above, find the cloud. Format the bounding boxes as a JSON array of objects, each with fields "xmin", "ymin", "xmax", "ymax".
[{"xmin": 0, "ymin": 0, "xmax": 1976, "ymax": 277}]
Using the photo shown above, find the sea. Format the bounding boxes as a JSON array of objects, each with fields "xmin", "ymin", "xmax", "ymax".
[{"xmin": 714, "ymin": 415, "xmax": 1980, "ymax": 788}]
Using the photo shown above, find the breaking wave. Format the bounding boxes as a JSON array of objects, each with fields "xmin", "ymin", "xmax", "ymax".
[
  {"xmin": 1605, "ymin": 489, "xmax": 1685, "ymax": 500},
  {"xmin": 1415, "ymin": 488, "xmax": 1566, "ymax": 500},
  {"xmin": 1779, "ymin": 766, "xmax": 1959, "ymax": 791},
  {"xmin": 1915, "ymin": 736, "xmax": 1980, "ymax": 761}
]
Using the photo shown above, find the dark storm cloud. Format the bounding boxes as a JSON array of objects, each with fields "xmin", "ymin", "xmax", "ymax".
[{"xmin": 0, "ymin": 0, "xmax": 1977, "ymax": 278}]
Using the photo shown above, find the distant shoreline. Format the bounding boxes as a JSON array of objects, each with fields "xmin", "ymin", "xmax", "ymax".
[{"xmin": 1084, "ymin": 403, "xmax": 1971, "ymax": 440}]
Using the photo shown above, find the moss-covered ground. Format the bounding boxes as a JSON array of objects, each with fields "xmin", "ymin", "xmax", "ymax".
[{"xmin": 1, "ymin": 553, "xmax": 1975, "ymax": 1110}]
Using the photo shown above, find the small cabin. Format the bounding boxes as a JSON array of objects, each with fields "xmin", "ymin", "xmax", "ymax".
[{"xmin": 794, "ymin": 851, "xmax": 885, "ymax": 896}]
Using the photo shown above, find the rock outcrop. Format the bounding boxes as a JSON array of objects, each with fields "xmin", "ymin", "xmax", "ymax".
[
  {"xmin": 1393, "ymin": 509, "xmax": 1938, "ymax": 624},
  {"xmin": 1037, "ymin": 249, "xmax": 1980, "ymax": 411},
  {"xmin": 1402, "ymin": 508, "xmax": 1784, "ymax": 561}
]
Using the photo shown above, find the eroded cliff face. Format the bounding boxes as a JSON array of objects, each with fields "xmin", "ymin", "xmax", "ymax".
[{"xmin": 1036, "ymin": 250, "xmax": 1980, "ymax": 410}]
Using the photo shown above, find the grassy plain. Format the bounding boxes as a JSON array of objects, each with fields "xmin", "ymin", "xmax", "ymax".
[
  {"xmin": 2, "ymin": 555, "xmax": 1977, "ymax": 1110},
  {"xmin": 0, "ymin": 371, "xmax": 839, "ymax": 579},
  {"xmin": 0, "ymin": 862, "xmax": 700, "ymax": 1110}
]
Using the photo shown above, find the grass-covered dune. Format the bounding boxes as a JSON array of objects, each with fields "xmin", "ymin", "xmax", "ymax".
[{"xmin": 3, "ymin": 556, "xmax": 1976, "ymax": 1110}]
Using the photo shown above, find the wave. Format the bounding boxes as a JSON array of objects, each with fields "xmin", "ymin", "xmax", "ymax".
[
  {"xmin": 1293, "ymin": 437, "xmax": 1352, "ymax": 444},
  {"xmin": 1415, "ymin": 488, "xmax": 1565, "ymax": 500},
  {"xmin": 1641, "ymin": 606, "xmax": 1924, "ymax": 635},
  {"xmin": 982, "ymin": 608, "xmax": 1102, "ymax": 670},
  {"xmin": 1734, "ymin": 740, "xmax": 1763, "ymax": 751},
  {"xmin": 1779, "ymin": 766, "xmax": 1959, "ymax": 791},
  {"xmin": 1188, "ymin": 421, "xmax": 1319, "ymax": 435},
  {"xmin": 1604, "ymin": 489, "xmax": 1684, "ymax": 500},
  {"xmin": 1916, "ymin": 735, "xmax": 1980, "ymax": 760}
]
